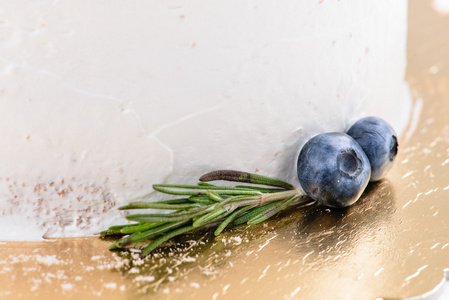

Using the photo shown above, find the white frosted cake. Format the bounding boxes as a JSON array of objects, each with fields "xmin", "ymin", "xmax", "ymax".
[{"xmin": 0, "ymin": 1, "xmax": 411, "ymax": 240}]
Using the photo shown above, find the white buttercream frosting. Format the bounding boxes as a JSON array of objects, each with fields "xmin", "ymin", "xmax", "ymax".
[{"xmin": 0, "ymin": 0, "xmax": 411, "ymax": 239}]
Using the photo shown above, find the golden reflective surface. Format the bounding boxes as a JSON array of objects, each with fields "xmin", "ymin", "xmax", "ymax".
[{"xmin": 1, "ymin": 1, "xmax": 449, "ymax": 299}]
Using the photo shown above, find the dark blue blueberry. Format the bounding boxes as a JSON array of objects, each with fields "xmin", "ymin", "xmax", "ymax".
[
  {"xmin": 347, "ymin": 117, "xmax": 398, "ymax": 182},
  {"xmin": 297, "ymin": 132, "xmax": 371, "ymax": 208}
]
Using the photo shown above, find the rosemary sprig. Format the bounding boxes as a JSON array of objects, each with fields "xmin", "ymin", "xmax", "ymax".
[{"xmin": 101, "ymin": 170, "xmax": 311, "ymax": 257}]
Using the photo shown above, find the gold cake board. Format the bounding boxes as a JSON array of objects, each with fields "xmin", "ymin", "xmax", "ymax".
[{"xmin": 1, "ymin": 1, "xmax": 449, "ymax": 299}]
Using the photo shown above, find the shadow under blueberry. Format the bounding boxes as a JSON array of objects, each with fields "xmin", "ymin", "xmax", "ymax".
[{"xmin": 292, "ymin": 180, "xmax": 397, "ymax": 257}]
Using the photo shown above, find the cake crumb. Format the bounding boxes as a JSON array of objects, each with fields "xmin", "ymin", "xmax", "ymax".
[
  {"xmin": 230, "ymin": 236, "xmax": 242, "ymax": 245},
  {"xmin": 182, "ymin": 256, "xmax": 196, "ymax": 263},
  {"xmin": 134, "ymin": 275, "xmax": 155, "ymax": 282},
  {"xmin": 128, "ymin": 267, "xmax": 140, "ymax": 274},
  {"xmin": 104, "ymin": 282, "xmax": 117, "ymax": 289},
  {"xmin": 190, "ymin": 282, "xmax": 200, "ymax": 289},
  {"xmin": 61, "ymin": 283, "xmax": 73, "ymax": 290},
  {"xmin": 34, "ymin": 255, "xmax": 63, "ymax": 266}
]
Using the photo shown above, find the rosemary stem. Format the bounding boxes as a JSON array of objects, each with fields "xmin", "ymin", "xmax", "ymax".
[{"xmin": 106, "ymin": 170, "xmax": 308, "ymax": 257}]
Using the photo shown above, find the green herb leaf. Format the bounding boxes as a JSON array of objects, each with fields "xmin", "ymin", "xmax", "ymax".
[
  {"xmin": 214, "ymin": 205, "xmax": 256, "ymax": 236},
  {"xmin": 111, "ymin": 220, "xmax": 190, "ymax": 249},
  {"xmin": 119, "ymin": 201, "xmax": 201, "ymax": 210},
  {"xmin": 141, "ymin": 225, "xmax": 196, "ymax": 257},
  {"xmin": 199, "ymin": 170, "xmax": 296, "ymax": 190},
  {"xmin": 153, "ymin": 184, "xmax": 263, "ymax": 196}
]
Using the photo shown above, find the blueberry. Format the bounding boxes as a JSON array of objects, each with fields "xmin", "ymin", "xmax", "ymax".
[
  {"xmin": 297, "ymin": 132, "xmax": 371, "ymax": 208},
  {"xmin": 346, "ymin": 117, "xmax": 398, "ymax": 182}
]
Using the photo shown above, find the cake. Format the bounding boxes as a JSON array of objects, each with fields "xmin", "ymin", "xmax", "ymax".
[{"xmin": 0, "ymin": 1, "xmax": 411, "ymax": 240}]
